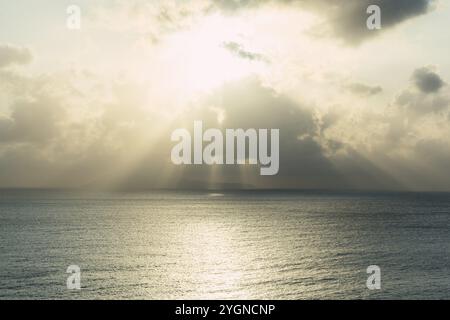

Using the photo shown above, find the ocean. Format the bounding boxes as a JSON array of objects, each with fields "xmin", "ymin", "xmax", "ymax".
[{"xmin": 0, "ymin": 190, "xmax": 449, "ymax": 299}]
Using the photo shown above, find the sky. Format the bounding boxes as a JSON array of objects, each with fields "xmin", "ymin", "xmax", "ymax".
[{"xmin": 1, "ymin": 0, "xmax": 450, "ymax": 191}]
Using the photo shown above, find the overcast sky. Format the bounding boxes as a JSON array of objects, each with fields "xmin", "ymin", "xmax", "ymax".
[{"xmin": 1, "ymin": 0, "xmax": 450, "ymax": 191}]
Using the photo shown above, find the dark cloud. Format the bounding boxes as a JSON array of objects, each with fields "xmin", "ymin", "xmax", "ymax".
[
  {"xmin": 117, "ymin": 77, "xmax": 342, "ymax": 190},
  {"xmin": 0, "ymin": 44, "xmax": 32, "ymax": 68},
  {"xmin": 116, "ymin": 77, "xmax": 402, "ymax": 191},
  {"xmin": 319, "ymin": 0, "xmax": 434, "ymax": 44},
  {"xmin": 394, "ymin": 67, "xmax": 449, "ymax": 116},
  {"xmin": 214, "ymin": 0, "xmax": 435, "ymax": 44},
  {"xmin": 345, "ymin": 82, "xmax": 382, "ymax": 96},
  {"xmin": 412, "ymin": 67, "xmax": 445, "ymax": 93}
]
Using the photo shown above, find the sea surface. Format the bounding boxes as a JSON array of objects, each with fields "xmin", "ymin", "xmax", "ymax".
[{"xmin": 0, "ymin": 190, "xmax": 449, "ymax": 299}]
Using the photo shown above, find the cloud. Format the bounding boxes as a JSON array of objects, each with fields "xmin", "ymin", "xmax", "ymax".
[
  {"xmin": 118, "ymin": 77, "xmax": 402, "ymax": 191},
  {"xmin": 412, "ymin": 66, "xmax": 445, "ymax": 93},
  {"xmin": 214, "ymin": 0, "xmax": 435, "ymax": 44},
  {"xmin": 117, "ymin": 77, "xmax": 344, "ymax": 190},
  {"xmin": 0, "ymin": 67, "xmax": 401, "ymax": 191},
  {"xmin": 315, "ymin": 0, "xmax": 434, "ymax": 44},
  {"xmin": 0, "ymin": 44, "xmax": 32, "ymax": 68},
  {"xmin": 0, "ymin": 98, "xmax": 65, "ymax": 144},
  {"xmin": 396, "ymin": 89, "xmax": 449, "ymax": 115},
  {"xmin": 88, "ymin": 0, "xmax": 435, "ymax": 46},
  {"xmin": 0, "ymin": 69, "xmax": 448, "ymax": 191},
  {"xmin": 222, "ymin": 42, "xmax": 267, "ymax": 62},
  {"xmin": 394, "ymin": 67, "xmax": 449, "ymax": 116},
  {"xmin": 0, "ymin": 36, "xmax": 450, "ymax": 191},
  {"xmin": 345, "ymin": 82, "xmax": 383, "ymax": 96},
  {"xmin": 90, "ymin": 0, "xmax": 211, "ymax": 40}
]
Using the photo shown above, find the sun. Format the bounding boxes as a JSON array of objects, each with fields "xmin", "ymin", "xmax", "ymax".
[{"xmin": 162, "ymin": 14, "xmax": 263, "ymax": 96}]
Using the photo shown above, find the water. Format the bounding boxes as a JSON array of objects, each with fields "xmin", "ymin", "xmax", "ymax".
[{"xmin": 0, "ymin": 190, "xmax": 449, "ymax": 299}]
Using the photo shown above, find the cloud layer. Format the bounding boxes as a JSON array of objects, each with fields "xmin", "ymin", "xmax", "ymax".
[
  {"xmin": 0, "ymin": 44, "xmax": 32, "ymax": 68},
  {"xmin": 0, "ymin": 1, "xmax": 448, "ymax": 191}
]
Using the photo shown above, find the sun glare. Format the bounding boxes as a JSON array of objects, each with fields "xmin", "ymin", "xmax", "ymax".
[{"xmin": 163, "ymin": 14, "xmax": 263, "ymax": 95}]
